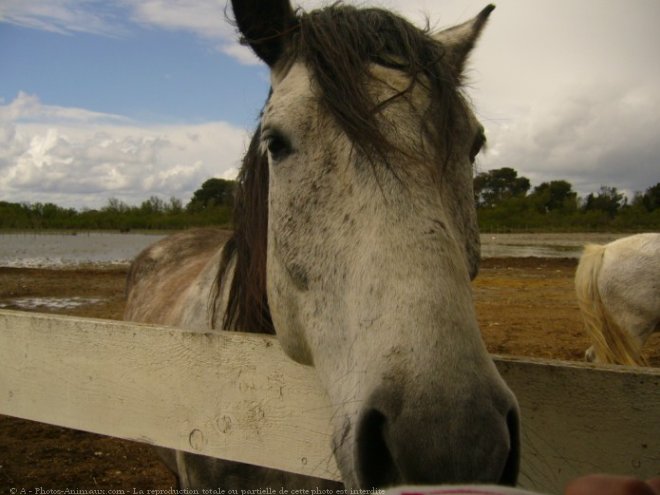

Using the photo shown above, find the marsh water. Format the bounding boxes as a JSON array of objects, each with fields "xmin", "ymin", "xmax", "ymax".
[
  {"xmin": 479, "ymin": 232, "xmax": 627, "ymax": 259},
  {"xmin": 0, "ymin": 231, "xmax": 630, "ymax": 268},
  {"xmin": 0, "ymin": 232, "xmax": 167, "ymax": 268},
  {"xmin": 0, "ymin": 231, "xmax": 631, "ymax": 312}
]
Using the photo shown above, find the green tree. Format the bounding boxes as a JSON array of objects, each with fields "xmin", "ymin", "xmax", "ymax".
[
  {"xmin": 474, "ymin": 167, "xmax": 531, "ymax": 207},
  {"xmin": 187, "ymin": 178, "xmax": 236, "ymax": 211},
  {"xmin": 166, "ymin": 196, "xmax": 183, "ymax": 214},
  {"xmin": 640, "ymin": 183, "xmax": 660, "ymax": 211},
  {"xmin": 583, "ymin": 186, "xmax": 624, "ymax": 218},
  {"xmin": 103, "ymin": 198, "xmax": 130, "ymax": 213},
  {"xmin": 140, "ymin": 196, "xmax": 166, "ymax": 214},
  {"xmin": 530, "ymin": 180, "xmax": 578, "ymax": 213}
]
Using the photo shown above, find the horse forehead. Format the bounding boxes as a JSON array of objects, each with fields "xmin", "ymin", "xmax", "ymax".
[
  {"xmin": 270, "ymin": 63, "xmax": 312, "ymax": 102},
  {"xmin": 265, "ymin": 61, "xmax": 423, "ymax": 124},
  {"xmin": 265, "ymin": 63, "xmax": 315, "ymax": 121},
  {"xmin": 370, "ymin": 63, "xmax": 423, "ymax": 96}
]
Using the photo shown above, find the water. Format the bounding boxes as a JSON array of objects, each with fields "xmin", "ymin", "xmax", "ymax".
[
  {"xmin": 0, "ymin": 232, "xmax": 167, "ymax": 311},
  {"xmin": 0, "ymin": 231, "xmax": 629, "ymax": 312},
  {"xmin": 0, "ymin": 297, "xmax": 103, "ymax": 310},
  {"xmin": 0, "ymin": 232, "xmax": 630, "ymax": 268},
  {"xmin": 480, "ymin": 233, "xmax": 627, "ymax": 259},
  {"xmin": 0, "ymin": 232, "xmax": 166, "ymax": 268}
]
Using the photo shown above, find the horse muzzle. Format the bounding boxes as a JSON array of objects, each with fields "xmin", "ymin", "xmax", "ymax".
[{"xmin": 352, "ymin": 372, "xmax": 520, "ymax": 488}]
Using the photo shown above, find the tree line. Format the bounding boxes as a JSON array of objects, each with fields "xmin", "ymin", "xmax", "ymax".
[
  {"xmin": 0, "ymin": 178, "xmax": 235, "ymax": 231},
  {"xmin": 1, "ymin": 172, "xmax": 658, "ymax": 231},
  {"xmin": 474, "ymin": 167, "xmax": 659, "ymax": 231}
]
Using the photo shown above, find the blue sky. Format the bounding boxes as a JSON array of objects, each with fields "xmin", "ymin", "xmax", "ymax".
[
  {"xmin": 1, "ymin": 22, "xmax": 267, "ymax": 125},
  {"xmin": 1, "ymin": 0, "xmax": 659, "ymax": 209}
]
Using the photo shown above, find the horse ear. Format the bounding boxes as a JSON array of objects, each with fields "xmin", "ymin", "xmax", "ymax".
[
  {"xmin": 231, "ymin": 0, "xmax": 297, "ymax": 67},
  {"xmin": 433, "ymin": 4, "xmax": 495, "ymax": 80}
]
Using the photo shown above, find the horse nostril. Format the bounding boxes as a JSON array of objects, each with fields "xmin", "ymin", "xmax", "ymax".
[
  {"xmin": 499, "ymin": 408, "xmax": 521, "ymax": 486},
  {"xmin": 355, "ymin": 409, "xmax": 400, "ymax": 488}
]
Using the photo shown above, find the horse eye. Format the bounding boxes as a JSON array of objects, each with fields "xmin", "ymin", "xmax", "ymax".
[
  {"xmin": 470, "ymin": 132, "xmax": 486, "ymax": 163},
  {"xmin": 262, "ymin": 128, "xmax": 292, "ymax": 161}
]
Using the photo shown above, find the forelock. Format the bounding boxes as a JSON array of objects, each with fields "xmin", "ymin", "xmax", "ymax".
[{"xmin": 284, "ymin": 4, "xmax": 468, "ymax": 167}]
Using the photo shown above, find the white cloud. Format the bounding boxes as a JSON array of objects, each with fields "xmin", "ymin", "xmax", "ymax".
[
  {"xmin": 377, "ymin": 0, "xmax": 660, "ymax": 199},
  {"xmin": 0, "ymin": 0, "xmax": 128, "ymax": 36},
  {"xmin": 1, "ymin": 0, "xmax": 256, "ymax": 64},
  {"xmin": 217, "ymin": 42, "xmax": 261, "ymax": 66},
  {"xmin": 121, "ymin": 0, "xmax": 230, "ymax": 39},
  {"xmin": 121, "ymin": 0, "xmax": 263, "ymax": 65},
  {"xmin": 0, "ymin": 91, "xmax": 129, "ymax": 124},
  {"xmin": 0, "ymin": 93, "xmax": 251, "ymax": 209},
  {"xmin": 3, "ymin": 0, "xmax": 659, "ymax": 203},
  {"xmin": 480, "ymin": 83, "xmax": 660, "ymax": 198}
]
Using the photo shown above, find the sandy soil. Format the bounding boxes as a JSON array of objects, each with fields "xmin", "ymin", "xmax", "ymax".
[{"xmin": 1, "ymin": 259, "xmax": 658, "ymax": 490}]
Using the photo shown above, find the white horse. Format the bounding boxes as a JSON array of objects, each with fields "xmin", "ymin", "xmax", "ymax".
[
  {"xmin": 576, "ymin": 233, "xmax": 660, "ymax": 366},
  {"xmin": 125, "ymin": 0, "xmax": 519, "ymax": 489}
]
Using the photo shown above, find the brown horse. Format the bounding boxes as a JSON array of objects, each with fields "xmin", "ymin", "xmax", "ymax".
[{"xmin": 126, "ymin": 0, "xmax": 519, "ymax": 489}]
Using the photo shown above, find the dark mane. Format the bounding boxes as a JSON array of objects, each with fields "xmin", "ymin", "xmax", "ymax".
[
  {"xmin": 215, "ymin": 4, "xmax": 469, "ymax": 333},
  {"xmin": 214, "ymin": 124, "xmax": 274, "ymax": 333},
  {"xmin": 293, "ymin": 5, "xmax": 466, "ymax": 167}
]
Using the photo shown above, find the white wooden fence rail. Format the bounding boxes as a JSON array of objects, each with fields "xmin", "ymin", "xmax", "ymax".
[{"xmin": 0, "ymin": 309, "xmax": 658, "ymax": 494}]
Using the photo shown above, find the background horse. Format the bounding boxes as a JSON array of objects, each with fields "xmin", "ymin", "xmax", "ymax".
[
  {"xmin": 125, "ymin": 0, "xmax": 520, "ymax": 489},
  {"xmin": 575, "ymin": 233, "xmax": 660, "ymax": 366}
]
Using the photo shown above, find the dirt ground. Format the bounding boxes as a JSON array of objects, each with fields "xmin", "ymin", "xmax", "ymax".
[{"xmin": 1, "ymin": 258, "xmax": 658, "ymax": 491}]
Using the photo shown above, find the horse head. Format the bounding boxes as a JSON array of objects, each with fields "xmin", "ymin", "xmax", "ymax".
[{"xmin": 228, "ymin": 0, "xmax": 520, "ymax": 488}]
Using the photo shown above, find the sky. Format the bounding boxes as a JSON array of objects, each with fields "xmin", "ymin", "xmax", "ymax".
[{"xmin": 1, "ymin": 0, "xmax": 659, "ymax": 210}]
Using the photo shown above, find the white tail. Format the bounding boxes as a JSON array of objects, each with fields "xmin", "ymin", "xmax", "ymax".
[{"xmin": 575, "ymin": 243, "xmax": 644, "ymax": 366}]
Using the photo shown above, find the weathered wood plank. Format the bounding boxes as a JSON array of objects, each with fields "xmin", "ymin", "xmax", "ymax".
[
  {"xmin": 495, "ymin": 357, "xmax": 660, "ymax": 493},
  {"xmin": 1, "ymin": 309, "xmax": 658, "ymax": 493},
  {"xmin": 0, "ymin": 310, "xmax": 339, "ymax": 480}
]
